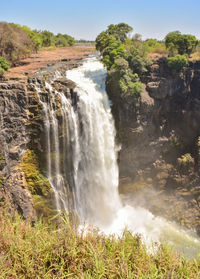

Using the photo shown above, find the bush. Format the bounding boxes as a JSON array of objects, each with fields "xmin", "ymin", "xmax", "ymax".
[
  {"xmin": 0, "ymin": 57, "xmax": 9, "ymax": 76},
  {"xmin": 167, "ymin": 54, "xmax": 188, "ymax": 71},
  {"xmin": 143, "ymin": 39, "xmax": 168, "ymax": 55},
  {"xmin": 126, "ymin": 45, "xmax": 149, "ymax": 75},
  {"xmin": 0, "ymin": 57, "xmax": 9, "ymax": 70},
  {"xmin": 109, "ymin": 58, "xmax": 143, "ymax": 98}
]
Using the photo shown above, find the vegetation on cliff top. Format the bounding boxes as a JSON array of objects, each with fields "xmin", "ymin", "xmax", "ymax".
[
  {"xmin": 167, "ymin": 54, "xmax": 188, "ymax": 72},
  {"xmin": 96, "ymin": 23, "xmax": 149, "ymax": 99},
  {"xmin": 96, "ymin": 23, "xmax": 200, "ymax": 99},
  {"xmin": 0, "ymin": 21, "xmax": 75, "ymax": 67},
  {"xmin": 0, "ymin": 208, "xmax": 200, "ymax": 278},
  {"xmin": 165, "ymin": 31, "xmax": 199, "ymax": 57}
]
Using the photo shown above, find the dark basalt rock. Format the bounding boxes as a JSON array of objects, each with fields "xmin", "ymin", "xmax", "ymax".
[
  {"xmin": 0, "ymin": 58, "xmax": 82, "ymax": 219},
  {"xmin": 107, "ymin": 58, "xmax": 200, "ymax": 233}
]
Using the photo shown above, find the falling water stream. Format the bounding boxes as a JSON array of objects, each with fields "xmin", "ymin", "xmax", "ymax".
[{"xmin": 36, "ymin": 56, "xmax": 200, "ymax": 258}]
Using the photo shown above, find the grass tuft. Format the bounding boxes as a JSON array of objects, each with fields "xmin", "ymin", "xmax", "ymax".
[{"xmin": 0, "ymin": 209, "xmax": 200, "ymax": 278}]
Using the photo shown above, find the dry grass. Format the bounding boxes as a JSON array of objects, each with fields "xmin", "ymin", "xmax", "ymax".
[
  {"xmin": 0, "ymin": 208, "xmax": 200, "ymax": 278},
  {"xmin": 189, "ymin": 51, "xmax": 200, "ymax": 62},
  {"xmin": 5, "ymin": 45, "xmax": 95, "ymax": 79}
]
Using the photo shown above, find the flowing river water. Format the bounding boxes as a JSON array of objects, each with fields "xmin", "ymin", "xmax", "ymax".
[{"xmin": 37, "ymin": 56, "xmax": 200, "ymax": 258}]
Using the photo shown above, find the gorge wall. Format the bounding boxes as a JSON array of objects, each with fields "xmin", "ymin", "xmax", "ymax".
[
  {"xmin": 0, "ymin": 60, "xmax": 79, "ymax": 219},
  {"xmin": 107, "ymin": 58, "xmax": 200, "ymax": 233}
]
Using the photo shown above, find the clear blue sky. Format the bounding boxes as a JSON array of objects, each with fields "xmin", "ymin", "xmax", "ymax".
[{"xmin": 1, "ymin": 0, "xmax": 200, "ymax": 40}]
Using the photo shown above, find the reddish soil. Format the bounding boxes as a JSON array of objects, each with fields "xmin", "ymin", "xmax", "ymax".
[{"xmin": 6, "ymin": 45, "xmax": 95, "ymax": 79}]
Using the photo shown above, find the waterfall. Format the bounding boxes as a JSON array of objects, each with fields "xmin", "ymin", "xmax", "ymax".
[
  {"xmin": 66, "ymin": 57, "xmax": 121, "ymax": 228},
  {"xmin": 35, "ymin": 79, "xmax": 74, "ymax": 212},
  {"xmin": 65, "ymin": 57, "xmax": 164, "ymax": 237},
  {"xmin": 66, "ymin": 56, "xmax": 200, "ymax": 257},
  {"xmin": 35, "ymin": 56, "xmax": 200, "ymax": 257}
]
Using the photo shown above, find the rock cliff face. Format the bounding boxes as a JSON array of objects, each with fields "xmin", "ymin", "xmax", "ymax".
[
  {"xmin": 0, "ymin": 80, "xmax": 34, "ymax": 218},
  {"xmin": 107, "ymin": 58, "xmax": 200, "ymax": 233},
  {"xmin": 0, "ymin": 60, "xmax": 79, "ymax": 219}
]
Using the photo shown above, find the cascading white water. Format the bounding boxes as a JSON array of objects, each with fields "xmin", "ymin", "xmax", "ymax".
[
  {"xmin": 67, "ymin": 57, "xmax": 121, "ymax": 228},
  {"xmin": 66, "ymin": 56, "xmax": 200, "ymax": 257},
  {"xmin": 34, "ymin": 56, "xmax": 200, "ymax": 258},
  {"xmin": 35, "ymin": 80, "xmax": 74, "ymax": 212},
  {"xmin": 66, "ymin": 57, "xmax": 164, "ymax": 239}
]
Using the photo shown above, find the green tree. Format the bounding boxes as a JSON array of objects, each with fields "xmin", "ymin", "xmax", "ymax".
[
  {"xmin": 167, "ymin": 54, "xmax": 188, "ymax": 72},
  {"xmin": 55, "ymin": 33, "xmax": 69, "ymax": 47},
  {"xmin": 55, "ymin": 33, "xmax": 75, "ymax": 47},
  {"xmin": 126, "ymin": 45, "xmax": 149, "ymax": 75},
  {"xmin": 96, "ymin": 23, "xmax": 146, "ymax": 100},
  {"xmin": 96, "ymin": 23, "xmax": 132, "ymax": 53},
  {"xmin": 165, "ymin": 31, "xmax": 199, "ymax": 56},
  {"xmin": 22, "ymin": 25, "xmax": 42, "ymax": 53},
  {"xmin": 41, "ymin": 30, "xmax": 55, "ymax": 47},
  {"xmin": 63, "ymin": 34, "xmax": 75, "ymax": 46},
  {"xmin": 106, "ymin": 23, "xmax": 133, "ymax": 42},
  {"xmin": 108, "ymin": 58, "xmax": 143, "ymax": 98}
]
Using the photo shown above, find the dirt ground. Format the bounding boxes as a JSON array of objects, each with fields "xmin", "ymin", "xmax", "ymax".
[{"xmin": 6, "ymin": 45, "xmax": 95, "ymax": 79}]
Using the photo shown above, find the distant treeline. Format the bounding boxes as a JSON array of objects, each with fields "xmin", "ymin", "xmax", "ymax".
[
  {"xmin": 76, "ymin": 39, "xmax": 95, "ymax": 43},
  {"xmin": 0, "ymin": 22, "xmax": 75, "ymax": 65}
]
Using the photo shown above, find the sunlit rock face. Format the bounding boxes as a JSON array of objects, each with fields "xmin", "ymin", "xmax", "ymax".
[{"xmin": 0, "ymin": 59, "xmax": 80, "ymax": 219}]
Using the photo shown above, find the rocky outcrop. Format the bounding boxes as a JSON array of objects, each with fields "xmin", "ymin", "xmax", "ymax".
[
  {"xmin": 107, "ymin": 58, "xmax": 200, "ymax": 233},
  {"xmin": 0, "ymin": 80, "xmax": 35, "ymax": 218},
  {"xmin": 0, "ymin": 59, "xmax": 81, "ymax": 219}
]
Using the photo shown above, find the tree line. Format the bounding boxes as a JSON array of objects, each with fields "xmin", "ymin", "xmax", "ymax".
[
  {"xmin": 0, "ymin": 21, "xmax": 75, "ymax": 74},
  {"xmin": 96, "ymin": 23, "xmax": 199, "ymax": 99}
]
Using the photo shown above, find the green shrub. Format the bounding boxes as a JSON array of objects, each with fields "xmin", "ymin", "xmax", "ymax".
[
  {"xmin": 126, "ymin": 45, "xmax": 149, "ymax": 75},
  {"xmin": 0, "ymin": 57, "xmax": 9, "ymax": 76},
  {"xmin": 167, "ymin": 54, "xmax": 188, "ymax": 71},
  {"xmin": 143, "ymin": 39, "xmax": 168, "ymax": 55},
  {"xmin": 109, "ymin": 58, "xmax": 143, "ymax": 98},
  {"xmin": 0, "ymin": 57, "xmax": 9, "ymax": 71},
  {"xmin": 22, "ymin": 25, "xmax": 42, "ymax": 52}
]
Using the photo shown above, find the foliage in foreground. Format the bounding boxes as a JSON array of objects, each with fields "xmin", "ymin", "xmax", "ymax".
[{"xmin": 0, "ymin": 209, "xmax": 200, "ymax": 278}]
